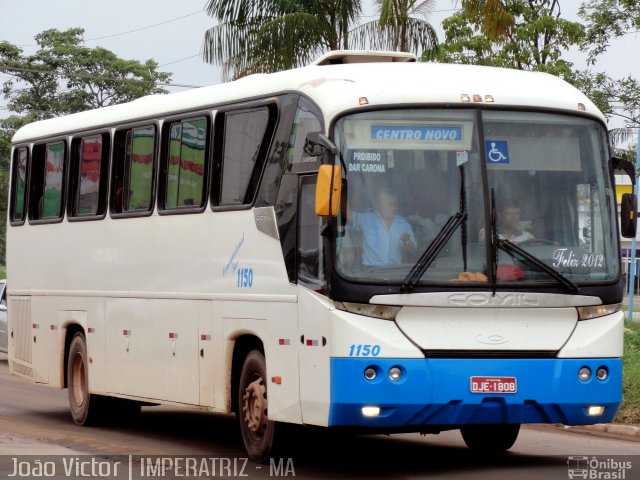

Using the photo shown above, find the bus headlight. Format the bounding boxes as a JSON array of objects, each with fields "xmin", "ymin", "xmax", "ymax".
[
  {"xmin": 596, "ymin": 367, "xmax": 608, "ymax": 381},
  {"xmin": 335, "ymin": 302, "xmax": 401, "ymax": 320},
  {"xmin": 362, "ymin": 406, "xmax": 380, "ymax": 417},
  {"xmin": 364, "ymin": 367, "xmax": 377, "ymax": 381},
  {"xmin": 388, "ymin": 366, "xmax": 402, "ymax": 382},
  {"xmin": 578, "ymin": 367, "xmax": 592, "ymax": 381},
  {"xmin": 587, "ymin": 406, "xmax": 605, "ymax": 416}
]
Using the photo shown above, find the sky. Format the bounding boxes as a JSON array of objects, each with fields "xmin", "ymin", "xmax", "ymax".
[{"xmin": 1, "ymin": 0, "xmax": 639, "ymax": 128}]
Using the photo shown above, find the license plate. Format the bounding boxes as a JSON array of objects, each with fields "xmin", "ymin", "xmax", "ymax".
[{"xmin": 470, "ymin": 376, "xmax": 517, "ymax": 394}]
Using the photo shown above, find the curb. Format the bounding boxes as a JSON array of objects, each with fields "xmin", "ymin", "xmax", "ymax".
[
  {"xmin": 556, "ymin": 423, "xmax": 640, "ymax": 441},
  {"xmin": 624, "ymin": 311, "xmax": 640, "ymax": 322}
]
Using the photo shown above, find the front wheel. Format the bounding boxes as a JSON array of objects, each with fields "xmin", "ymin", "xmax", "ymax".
[
  {"xmin": 238, "ymin": 350, "xmax": 277, "ymax": 462},
  {"xmin": 460, "ymin": 424, "xmax": 520, "ymax": 452}
]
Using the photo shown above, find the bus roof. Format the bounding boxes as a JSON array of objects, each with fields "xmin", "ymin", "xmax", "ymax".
[{"xmin": 12, "ymin": 55, "xmax": 604, "ymax": 144}]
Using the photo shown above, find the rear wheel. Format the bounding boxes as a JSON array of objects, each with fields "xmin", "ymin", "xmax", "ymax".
[
  {"xmin": 460, "ymin": 424, "xmax": 520, "ymax": 452},
  {"xmin": 238, "ymin": 350, "xmax": 277, "ymax": 462},
  {"xmin": 68, "ymin": 332, "xmax": 141, "ymax": 425},
  {"xmin": 67, "ymin": 332, "xmax": 107, "ymax": 425}
]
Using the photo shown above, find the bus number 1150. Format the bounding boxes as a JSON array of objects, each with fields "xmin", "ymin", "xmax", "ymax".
[
  {"xmin": 349, "ymin": 344, "xmax": 381, "ymax": 357},
  {"xmin": 237, "ymin": 268, "xmax": 253, "ymax": 288}
]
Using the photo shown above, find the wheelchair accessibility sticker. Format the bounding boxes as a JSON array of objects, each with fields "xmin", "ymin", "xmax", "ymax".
[{"xmin": 485, "ymin": 140, "xmax": 509, "ymax": 164}]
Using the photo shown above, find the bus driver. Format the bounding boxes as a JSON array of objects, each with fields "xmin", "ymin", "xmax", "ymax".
[{"xmin": 347, "ymin": 186, "xmax": 416, "ymax": 267}]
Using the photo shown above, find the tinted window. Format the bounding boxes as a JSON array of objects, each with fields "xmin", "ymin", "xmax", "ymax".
[
  {"xmin": 220, "ymin": 108, "xmax": 269, "ymax": 205},
  {"xmin": 298, "ymin": 175, "xmax": 324, "ymax": 290},
  {"xmin": 10, "ymin": 147, "xmax": 28, "ymax": 223},
  {"xmin": 43, "ymin": 142, "xmax": 65, "ymax": 218},
  {"xmin": 111, "ymin": 125, "xmax": 156, "ymax": 215},
  {"xmin": 29, "ymin": 141, "xmax": 66, "ymax": 221},
  {"xmin": 164, "ymin": 118, "xmax": 207, "ymax": 209},
  {"xmin": 74, "ymin": 135, "xmax": 106, "ymax": 215},
  {"xmin": 125, "ymin": 126, "xmax": 155, "ymax": 211},
  {"xmin": 285, "ymin": 100, "xmax": 323, "ymax": 173}
]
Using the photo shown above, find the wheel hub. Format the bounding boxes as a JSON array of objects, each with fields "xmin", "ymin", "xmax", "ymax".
[
  {"xmin": 242, "ymin": 377, "xmax": 267, "ymax": 434},
  {"xmin": 71, "ymin": 352, "xmax": 86, "ymax": 407}
]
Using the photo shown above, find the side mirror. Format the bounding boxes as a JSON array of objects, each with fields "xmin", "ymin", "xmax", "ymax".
[
  {"xmin": 315, "ymin": 165, "xmax": 342, "ymax": 217},
  {"xmin": 304, "ymin": 132, "xmax": 337, "ymax": 158},
  {"xmin": 621, "ymin": 192, "xmax": 637, "ymax": 238},
  {"xmin": 611, "ymin": 157, "xmax": 637, "ymax": 185}
]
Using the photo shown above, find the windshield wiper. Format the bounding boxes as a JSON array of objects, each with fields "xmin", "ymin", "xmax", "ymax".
[
  {"xmin": 401, "ymin": 211, "xmax": 467, "ymax": 292},
  {"xmin": 488, "ymin": 188, "xmax": 578, "ymax": 294},
  {"xmin": 497, "ymin": 238, "xmax": 580, "ymax": 294}
]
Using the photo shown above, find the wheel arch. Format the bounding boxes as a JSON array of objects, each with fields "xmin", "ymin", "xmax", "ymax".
[{"xmin": 63, "ymin": 324, "xmax": 85, "ymax": 388}]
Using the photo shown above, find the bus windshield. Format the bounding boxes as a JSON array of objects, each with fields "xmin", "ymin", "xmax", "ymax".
[{"xmin": 334, "ymin": 109, "xmax": 618, "ymax": 286}]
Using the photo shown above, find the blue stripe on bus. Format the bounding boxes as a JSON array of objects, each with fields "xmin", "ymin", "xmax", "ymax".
[{"xmin": 328, "ymin": 357, "xmax": 621, "ymax": 427}]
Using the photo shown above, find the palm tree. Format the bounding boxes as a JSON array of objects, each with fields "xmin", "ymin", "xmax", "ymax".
[
  {"xmin": 350, "ymin": 0, "xmax": 439, "ymax": 55},
  {"xmin": 610, "ymin": 128, "xmax": 639, "ymax": 167},
  {"xmin": 203, "ymin": 0, "xmax": 363, "ymax": 80}
]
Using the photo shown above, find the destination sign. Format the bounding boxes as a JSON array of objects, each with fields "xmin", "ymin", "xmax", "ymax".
[{"xmin": 371, "ymin": 125, "xmax": 463, "ymax": 141}]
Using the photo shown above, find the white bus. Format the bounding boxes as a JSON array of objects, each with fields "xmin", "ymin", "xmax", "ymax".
[{"xmin": 7, "ymin": 51, "xmax": 636, "ymax": 461}]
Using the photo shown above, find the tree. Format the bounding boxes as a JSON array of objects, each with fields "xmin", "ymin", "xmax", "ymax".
[
  {"xmin": 424, "ymin": 0, "xmax": 584, "ymax": 81},
  {"xmin": 0, "ymin": 28, "xmax": 172, "ymax": 265},
  {"xmin": 0, "ymin": 28, "xmax": 172, "ymax": 121},
  {"xmin": 578, "ymin": 1, "xmax": 640, "ymax": 130},
  {"xmin": 203, "ymin": 0, "xmax": 438, "ymax": 80},
  {"xmin": 0, "ymin": 123, "xmax": 15, "ymax": 266},
  {"xmin": 203, "ymin": 0, "xmax": 363, "ymax": 79},
  {"xmin": 349, "ymin": 0, "xmax": 439, "ymax": 55},
  {"xmin": 578, "ymin": 0, "xmax": 640, "ymax": 64}
]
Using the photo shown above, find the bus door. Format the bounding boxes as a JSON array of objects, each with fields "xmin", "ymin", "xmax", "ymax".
[{"xmin": 297, "ymin": 174, "xmax": 332, "ymax": 425}]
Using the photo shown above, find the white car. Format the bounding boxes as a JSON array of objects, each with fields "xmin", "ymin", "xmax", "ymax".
[{"xmin": 0, "ymin": 280, "xmax": 7, "ymax": 353}]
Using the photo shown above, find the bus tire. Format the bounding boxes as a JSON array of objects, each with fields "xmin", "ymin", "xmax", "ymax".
[
  {"xmin": 238, "ymin": 350, "xmax": 277, "ymax": 462},
  {"xmin": 460, "ymin": 424, "xmax": 520, "ymax": 452},
  {"xmin": 67, "ymin": 332, "xmax": 106, "ymax": 426}
]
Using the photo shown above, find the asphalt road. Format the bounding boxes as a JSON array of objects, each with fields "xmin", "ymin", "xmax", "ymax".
[{"xmin": 0, "ymin": 353, "xmax": 638, "ymax": 480}]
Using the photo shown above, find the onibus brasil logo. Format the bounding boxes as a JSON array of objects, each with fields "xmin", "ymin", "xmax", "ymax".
[{"xmin": 567, "ymin": 456, "xmax": 633, "ymax": 479}]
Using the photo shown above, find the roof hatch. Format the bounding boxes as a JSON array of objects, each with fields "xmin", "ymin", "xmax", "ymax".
[{"xmin": 312, "ymin": 50, "xmax": 416, "ymax": 66}]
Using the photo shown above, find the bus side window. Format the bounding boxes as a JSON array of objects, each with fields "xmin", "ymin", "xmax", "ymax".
[
  {"xmin": 10, "ymin": 147, "xmax": 29, "ymax": 225},
  {"xmin": 127, "ymin": 126, "xmax": 156, "ymax": 212},
  {"xmin": 285, "ymin": 98, "xmax": 322, "ymax": 173},
  {"xmin": 215, "ymin": 106, "xmax": 274, "ymax": 207},
  {"xmin": 111, "ymin": 126, "xmax": 156, "ymax": 216},
  {"xmin": 69, "ymin": 134, "xmax": 110, "ymax": 219},
  {"xmin": 298, "ymin": 175, "xmax": 324, "ymax": 290},
  {"xmin": 161, "ymin": 117, "xmax": 208, "ymax": 211},
  {"xmin": 29, "ymin": 141, "xmax": 67, "ymax": 222}
]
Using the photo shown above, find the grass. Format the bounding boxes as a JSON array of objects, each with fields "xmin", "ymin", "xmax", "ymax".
[
  {"xmin": 615, "ymin": 321, "xmax": 640, "ymax": 424},
  {"xmin": 0, "ymin": 266, "xmax": 5, "ymax": 279}
]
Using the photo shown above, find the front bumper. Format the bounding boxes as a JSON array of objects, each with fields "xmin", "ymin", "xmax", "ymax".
[{"xmin": 329, "ymin": 357, "xmax": 621, "ymax": 428}]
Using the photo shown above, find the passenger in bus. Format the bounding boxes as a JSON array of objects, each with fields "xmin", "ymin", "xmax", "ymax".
[
  {"xmin": 347, "ymin": 186, "xmax": 416, "ymax": 266},
  {"xmin": 478, "ymin": 199, "xmax": 534, "ymax": 243}
]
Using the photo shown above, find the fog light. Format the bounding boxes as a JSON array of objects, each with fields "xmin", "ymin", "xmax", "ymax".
[
  {"xmin": 362, "ymin": 406, "xmax": 380, "ymax": 417},
  {"xmin": 588, "ymin": 406, "xmax": 605, "ymax": 416},
  {"xmin": 596, "ymin": 367, "xmax": 608, "ymax": 381},
  {"xmin": 388, "ymin": 367, "xmax": 402, "ymax": 382},
  {"xmin": 578, "ymin": 367, "xmax": 591, "ymax": 381},
  {"xmin": 364, "ymin": 367, "xmax": 377, "ymax": 381}
]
